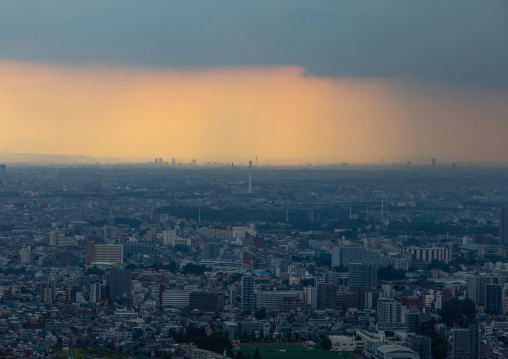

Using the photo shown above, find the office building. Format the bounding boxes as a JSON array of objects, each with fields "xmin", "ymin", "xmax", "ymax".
[
  {"xmin": 241, "ymin": 275, "xmax": 255, "ymax": 310},
  {"xmin": 405, "ymin": 335, "xmax": 431, "ymax": 359},
  {"xmin": 332, "ymin": 245, "xmax": 379, "ymax": 268},
  {"xmin": 90, "ymin": 282, "xmax": 106, "ymax": 303},
  {"xmin": 256, "ymin": 291, "xmax": 301, "ymax": 310},
  {"xmin": 450, "ymin": 324, "xmax": 479, "ymax": 359},
  {"xmin": 162, "ymin": 229, "xmax": 177, "ymax": 246},
  {"xmin": 88, "ymin": 243, "xmax": 123, "ymax": 264},
  {"xmin": 377, "ymin": 298, "xmax": 406, "ymax": 331},
  {"xmin": 467, "ymin": 274, "xmax": 505, "ymax": 306},
  {"xmin": 123, "ymin": 242, "xmax": 156, "ymax": 259},
  {"xmin": 363, "ymin": 289, "xmax": 385, "ymax": 310},
  {"xmin": 41, "ymin": 281, "xmax": 56, "ymax": 305},
  {"xmin": 19, "ymin": 246, "xmax": 31, "ymax": 264},
  {"xmin": 108, "ymin": 269, "xmax": 131, "ymax": 302},
  {"xmin": 378, "ymin": 298, "xmax": 402, "ymax": 324},
  {"xmin": 202, "ymin": 243, "xmax": 220, "ymax": 260},
  {"xmin": 189, "ymin": 292, "xmax": 224, "ymax": 312},
  {"xmin": 349, "ymin": 263, "xmax": 377, "ymax": 290},
  {"xmin": 160, "ymin": 289, "xmax": 191, "ymax": 307},
  {"xmin": 317, "ymin": 283, "xmax": 337, "ymax": 309},
  {"xmin": 485, "ymin": 284, "xmax": 505, "ymax": 314},
  {"xmin": 49, "ymin": 231, "xmax": 58, "ymax": 246},
  {"xmin": 304, "ymin": 286, "xmax": 318, "ymax": 309}
]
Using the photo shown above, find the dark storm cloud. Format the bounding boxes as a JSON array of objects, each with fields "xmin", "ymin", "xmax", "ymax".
[{"xmin": 1, "ymin": 0, "xmax": 507, "ymax": 87}]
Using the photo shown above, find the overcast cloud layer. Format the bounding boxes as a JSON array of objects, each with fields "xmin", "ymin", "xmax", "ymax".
[{"xmin": 1, "ymin": 0, "xmax": 507, "ymax": 88}]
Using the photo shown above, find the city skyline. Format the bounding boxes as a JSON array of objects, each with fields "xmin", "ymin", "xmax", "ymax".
[{"xmin": 1, "ymin": 1, "xmax": 508, "ymax": 164}]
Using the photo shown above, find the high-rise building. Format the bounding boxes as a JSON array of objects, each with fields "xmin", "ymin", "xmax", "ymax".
[
  {"xmin": 349, "ymin": 263, "xmax": 377, "ymax": 290},
  {"xmin": 108, "ymin": 269, "xmax": 131, "ymax": 302},
  {"xmin": 41, "ymin": 281, "xmax": 56, "ymax": 305},
  {"xmin": 90, "ymin": 282, "xmax": 106, "ymax": 303},
  {"xmin": 241, "ymin": 275, "xmax": 255, "ymax": 310},
  {"xmin": 450, "ymin": 324, "xmax": 479, "ymax": 359},
  {"xmin": 86, "ymin": 241, "xmax": 95, "ymax": 264},
  {"xmin": 405, "ymin": 335, "xmax": 431, "ymax": 359},
  {"xmin": 162, "ymin": 229, "xmax": 177, "ymax": 246},
  {"xmin": 485, "ymin": 284, "xmax": 505, "ymax": 314},
  {"xmin": 203, "ymin": 243, "xmax": 220, "ymax": 260},
  {"xmin": 49, "ymin": 230, "xmax": 58, "ymax": 246},
  {"xmin": 378, "ymin": 298, "xmax": 402, "ymax": 324},
  {"xmin": 500, "ymin": 206, "xmax": 508, "ymax": 246},
  {"xmin": 317, "ymin": 283, "xmax": 337, "ymax": 309},
  {"xmin": 377, "ymin": 298, "xmax": 404, "ymax": 331},
  {"xmin": 304, "ymin": 286, "xmax": 318, "ymax": 309},
  {"xmin": 19, "ymin": 246, "xmax": 31, "ymax": 264},
  {"xmin": 0, "ymin": 164, "xmax": 6, "ymax": 178},
  {"xmin": 467, "ymin": 274, "xmax": 505, "ymax": 306}
]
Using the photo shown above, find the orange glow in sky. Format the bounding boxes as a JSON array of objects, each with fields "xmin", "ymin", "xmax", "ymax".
[{"xmin": 1, "ymin": 61, "xmax": 507, "ymax": 164}]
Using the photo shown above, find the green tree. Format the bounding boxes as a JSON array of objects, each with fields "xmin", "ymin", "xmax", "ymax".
[
  {"xmin": 254, "ymin": 308, "xmax": 266, "ymax": 320},
  {"xmin": 320, "ymin": 336, "xmax": 332, "ymax": 351},
  {"xmin": 377, "ymin": 265, "xmax": 406, "ymax": 281},
  {"xmin": 301, "ymin": 278, "xmax": 315, "ymax": 286},
  {"xmin": 241, "ymin": 309, "xmax": 252, "ymax": 317},
  {"xmin": 85, "ymin": 266, "xmax": 105, "ymax": 276},
  {"xmin": 440, "ymin": 298, "xmax": 476, "ymax": 327}
]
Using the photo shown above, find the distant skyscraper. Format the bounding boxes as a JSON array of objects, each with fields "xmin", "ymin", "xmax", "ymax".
[
  {"xmin": 248, "ymin": 161, "xmax": 253, "ymax": 193},
  {"xmin": 500, "ymin": 206, "xmax": 508, "ymax": 246},
  {"xmin": 432, "ymin": 158, "xmax": 436, "ymax": 167},
  {"xmin": 241, "ymin": 275, "xmax": 255, "ymax": 310},
  {"xmin": 0, "ymin": 164, "xmax": 6, "ymax": 178}
]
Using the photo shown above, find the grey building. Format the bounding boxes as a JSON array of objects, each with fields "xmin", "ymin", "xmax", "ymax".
[
  {"xmin": 241, "ymin": 275, "xmax": 255, "ymax": 311},
  {"xmin": 450, "ymin": 324, "xmax": 479, "ymax": 359},
  {"xmin": 349, "ymin": 263, "xmax": 377, "ymax": 290},
  {"xmin": 108, "ymin": 269, "xmax": 132, "ymax": 302}
]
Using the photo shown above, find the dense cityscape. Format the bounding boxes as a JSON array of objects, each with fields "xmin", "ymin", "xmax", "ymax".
[{"xmin": 0, "ymin": 162, "xmax": 507, "ymax": 359}]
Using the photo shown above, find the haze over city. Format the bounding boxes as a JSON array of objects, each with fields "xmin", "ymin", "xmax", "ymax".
[
  {"xmin": 1, "ymin": 1, "xmax": 508, "ymax": 165},
  {"xmin": 3, "ymin": 3, "xmax": 508, "ymax": 359}
]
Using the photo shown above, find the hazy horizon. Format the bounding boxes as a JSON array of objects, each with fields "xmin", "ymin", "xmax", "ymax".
[{"xmin": 1, "ymin": 1, "xmax": 507, "ymax": 164}]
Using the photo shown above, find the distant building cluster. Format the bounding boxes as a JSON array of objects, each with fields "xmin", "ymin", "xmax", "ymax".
[{"xmin": 0, "ymin": 166, "xmax": 506, "ymax": 358}]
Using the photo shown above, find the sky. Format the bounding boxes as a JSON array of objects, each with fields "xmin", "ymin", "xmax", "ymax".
[{"xmin": 1, "ymin": 1, "xmax": 508, "ymax": 164}]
